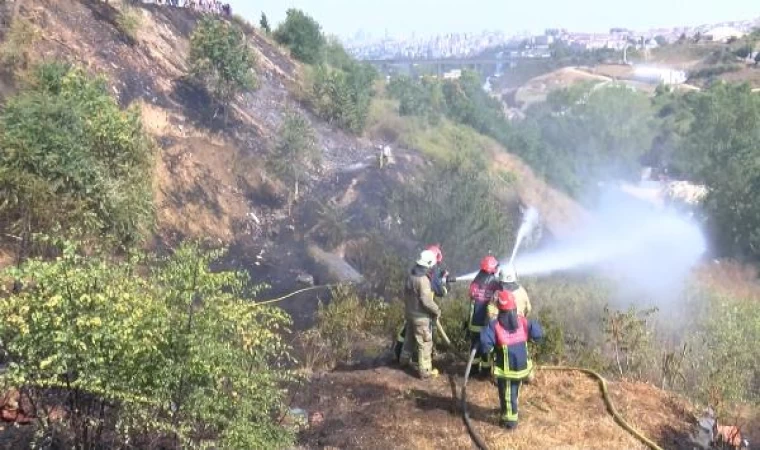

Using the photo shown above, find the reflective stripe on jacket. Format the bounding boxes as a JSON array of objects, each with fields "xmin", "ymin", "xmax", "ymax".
[{"xmin": 480, "ymin": 316, "xmax": 544, "ymax": 379}]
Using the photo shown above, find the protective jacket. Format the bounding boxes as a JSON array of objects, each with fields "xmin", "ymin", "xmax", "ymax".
[
  {"xmin": 404, "ymin": 265, "xmax": 441, "ymax": 320},
  {"xmin": 501, "ymin": 282, "xmax": 532, "ymax": 317},
  {"xmin": 480, "ymin": 315, "xmax": 543, "ymax": 379},
  {"xmin": 430, "ymin": 266, "xmax": 448, "ymax": 298},
  {"xmin": 468, "ymin": 271, "xmax": 500, "ymax": 332}
]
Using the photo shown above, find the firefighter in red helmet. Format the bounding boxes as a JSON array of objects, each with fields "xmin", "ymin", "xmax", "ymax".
[
  {"xmin": 480, "ymin": 290, "xmax": 543, "ymax": 430},
  {"xmin": 467, "ymin": 255, "xmax": 501, "ymax": 375}
]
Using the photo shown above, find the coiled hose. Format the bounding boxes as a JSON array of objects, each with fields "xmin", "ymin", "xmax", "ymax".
[{"xmin": 459, "ymin": 350, "xmax": 664, "ymax": 450}]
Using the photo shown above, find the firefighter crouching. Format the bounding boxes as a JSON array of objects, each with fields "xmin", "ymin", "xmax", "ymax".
[
  {"xmin": 399, "ymin": 249, "xmax": 442, "ymax": 379},
  {"xmin": 480, "ymin": 290, "xmax": 543, "ymax": 430}
]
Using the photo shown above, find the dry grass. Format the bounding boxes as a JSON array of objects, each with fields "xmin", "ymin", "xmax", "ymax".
[
  {"xmin": 515, "ymin": 67, "xmax": 609, "ymax": 107},
  {"xmin": 694, "ymin": 260, "xmax": 760, "ymax": 301},
  {"xmin": 297, "ymin": 365, "xmax": 693, "ymax": 450}
]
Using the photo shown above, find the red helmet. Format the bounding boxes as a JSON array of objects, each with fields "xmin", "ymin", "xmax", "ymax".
[
  {"xmin": 426, "ymin": 244, "xmax": 443, "ymax": 264},
  {"xmin": 480, "ymin": 255, "xmax": 499, "ymax": 274},
  {"xmin": 496, "ymin": 290, "xmax": 517, "ymax": 312}
]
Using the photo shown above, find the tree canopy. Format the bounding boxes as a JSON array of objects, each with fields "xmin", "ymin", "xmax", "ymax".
[
  {"xmin": 273, "ymin": 9, "xmax": 325, "ymax": 64},
  {"xmin": 189, "ymin": 17, "xmax": 256, "ymax": 105}
]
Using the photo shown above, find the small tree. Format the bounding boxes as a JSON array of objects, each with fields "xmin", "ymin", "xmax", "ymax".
[
  {"xmin": 273, "ymin": 9, "xmax": 325, "ymax": 64},
  {"xmin": 268, "ymin": 112, "xmax": 320, "ymax": 212},
  {"xmin": 189, "ymin": 17, "xmax": 256, "ymax": 118},
  {"xmin": 0, "ymin": 239, "xmax": 295, "ymax": 448},
  {"xmin": 0, "ymin": 62, "xmax": 154, "ymax": 251},
  {"xmin": 260, "ymin": 12, "xmax": 271, "ymax": 34}
]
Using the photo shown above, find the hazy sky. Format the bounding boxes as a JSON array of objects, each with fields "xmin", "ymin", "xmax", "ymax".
[{"xmin": 228, "ymin": 0, "xmax": 758, "ymax": 38}]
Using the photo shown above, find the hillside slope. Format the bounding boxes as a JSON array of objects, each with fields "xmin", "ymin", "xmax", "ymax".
[
  {"xmin": 1, "ymin": 3, "xmax": 735, "ymax": 449},
  {"xmin": 295, "ymin": 359, "xmax": 698, "ymax": 450}
]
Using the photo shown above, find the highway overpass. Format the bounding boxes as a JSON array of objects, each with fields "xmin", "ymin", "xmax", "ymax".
[{"xmin": 362, "ymin": 55, "xmax": 545, "ymax": 76}]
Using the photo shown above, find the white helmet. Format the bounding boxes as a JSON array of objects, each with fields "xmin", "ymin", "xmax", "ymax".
[
  {"xmin": 416, "ymin": 250, "xmax": 437, "ymax": 268},
  {"xmin": 498, "ymin": 264, "xmax": 517, "ymax": 283}
]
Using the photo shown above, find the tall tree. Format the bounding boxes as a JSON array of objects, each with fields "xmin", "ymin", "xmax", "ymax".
[
  {"xmin": 679, "ymin": 83, "xmax": 760, "ymax": 259},
  {"xmin": 259, "ymin": 12, "xmax": 271, "ymax": 34}
]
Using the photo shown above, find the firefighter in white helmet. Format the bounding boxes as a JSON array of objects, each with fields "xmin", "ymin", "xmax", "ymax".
[
  {"xmin": 498, "ymin": 264, "xmax": 531, "ymax": 318},
  {"xmin": 399, "ymin": 249, "xmax": 442, "ymax": 379}
]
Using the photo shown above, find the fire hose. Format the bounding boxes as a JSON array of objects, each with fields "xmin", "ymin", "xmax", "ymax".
[
  {"xmin": 456, "ymin": 338, "xmax": 664, "ymax": 450},
  {"xmin": 257, "ymin": 285, "xmax": 662, "ymax": 450}
]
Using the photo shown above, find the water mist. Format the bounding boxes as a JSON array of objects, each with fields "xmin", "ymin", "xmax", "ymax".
[{"xmin": 456, "ymin": 188, "xmax": 707, "ymax": 304}]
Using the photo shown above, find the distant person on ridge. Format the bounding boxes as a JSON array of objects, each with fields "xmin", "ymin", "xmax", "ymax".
[
  {"xmin": 467, "ymin": 255, "xmax": 501, "ymax": 375},
  {"xmin": 394, "ymin": 244, "xmax": 450, "ymax": 362},
  {"xmin": 480, "ymin": 290, "xmax": 543, "ymax": 431},
  {"xmin": 498, "ymin": 263, "xmax": 531, "ymax": 317},
  {"xmin": 399, "ymin": 249, "xmax": 442, "ymax": 379}
]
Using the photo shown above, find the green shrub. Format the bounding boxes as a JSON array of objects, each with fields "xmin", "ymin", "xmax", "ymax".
[
  {"xmin": 311, "ymin": 284, "xmax": 397, "ymax": 367},
  {"xmin": 0, "ymin": 63, "xmax": 154, "ymax": 249},
  {"xmin": 0, "ymin": 17, "xmax": 39, "ymax": 74},
  {"xmin": 391, "ymin": 154, "xmax": 515, "ymax": 273},
  {"xmin": 690, "ymin": 64, "xmax": 742, "ymax": 79},
  {"xmin": 438, "ymin": 293, "xmax": 471, "ymax": 354},
  {"xmin": 115, "ymin": 6, "xmax": 142, "ymax": 43},
  {"xmin": 310, "ymin": 62, "xmax": 376, "ymax": 133},
  {"xmin": 686, "ymin": 293, "xmax": 760, "ymax": 410},
  {"xmin": 0, "ymin": 239, "xmax": 294, "ymax": 449},
  {"xmin": 267, "ymin": 111, "xmax": 319, "ymax": 209},
  {"xmin": 189, "ymin": 17, "xmax": 256, "ymax": 109},
  {"xmin": 273, "ymin": 9, "xmax": 325, "ymax": 64},
  {"xmin": 531, "ymin": 307, "xmax": 565, "ymax": 364}
]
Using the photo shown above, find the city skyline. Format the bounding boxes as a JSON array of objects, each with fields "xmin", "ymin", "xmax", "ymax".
[{"xmin": 228, "ymin": 0, "xmax": 758, "ymax": 38}]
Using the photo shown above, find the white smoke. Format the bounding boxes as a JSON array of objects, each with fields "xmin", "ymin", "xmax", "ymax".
[{"xmin": 456, "ymin": 188, "xmax": 707, "ymax": 304}]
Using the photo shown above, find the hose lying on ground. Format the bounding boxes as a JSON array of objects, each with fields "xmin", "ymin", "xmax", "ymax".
[
  {"xmin": 255, "ymin": 284, "xmax": 336, "ymax": 306},
  {"xmin": 458, "ymin": 358, "xmax": 664, "ymax": 450},
  {"xmin": 538, "ymin": 366, "xmax": 664, "ymax": 450},
  {"xmin": 445, "ymin": 325, "xmax": 663, "ymax": 450},
  {"xmin": 461, "ymin": 348, "xmax": 489, "ymax": 450}
]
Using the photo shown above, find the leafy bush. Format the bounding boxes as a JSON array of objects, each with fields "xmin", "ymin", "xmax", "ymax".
[
  {"xmin": 684, "ymin": 292, "xmax": 760, "ymax": 410},
  {"xmin": 310, "ymin": 62, "xmax": 376, "ymax": 133},
  {"xmin": 689, "ymin": 64, "xmax": 742, "ymax": 79},
  {"xmin": 391, "ymin": 154, "xmax": 516, "ymax": 274},
  {"xmin": 531, "ymin": 307, "xmax": 565, "ymax": 364},
  {"xmin": 438, "ymin": 293, "xmax": 471, "ymax": 354},
  {"xmin": 115, "ymin": 5, "xmax": 142, "ymax": 43},
  {"xmin": 309, "ymin": 284, "xmax": 399, "ymax": 367},
  {"xmin": 0, "ymin": 240, "xmax": 294, "ymax": 449},
  {"xmin": 273, "ymin": 9, "xmax": 325, "ymax": 64},
  {"xmin": 0, "ymin": 63, "xmax": 154, "ymax": 249},
  {"xmin": 189, "ymin": 17, "xmax": 256, "ymax": 109},
  {"xmin": 0, "ymin": 17, "xmax": 39, "ymax": 74},
  {"xmin": 387, "ymin": 75, "xmax": 443, "ymax": 123}
]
